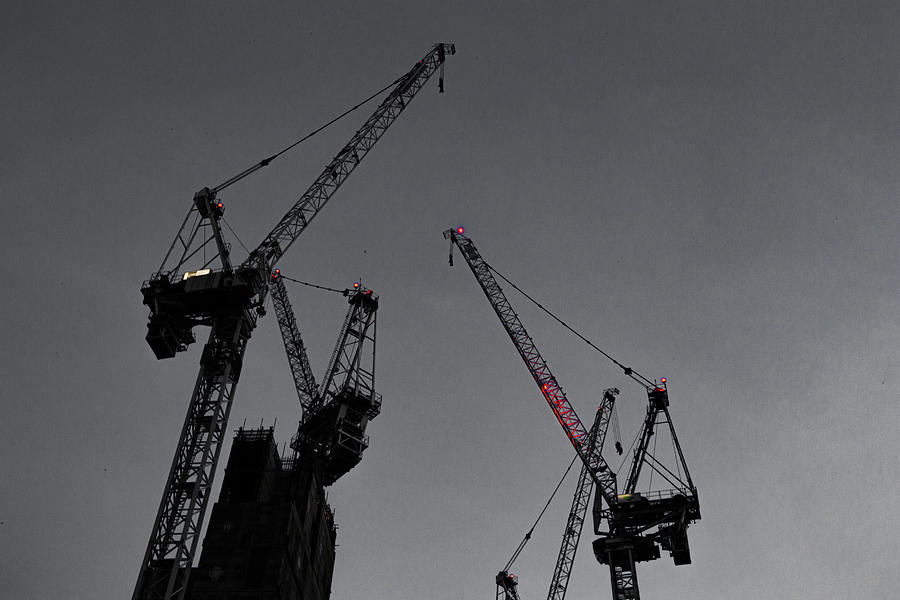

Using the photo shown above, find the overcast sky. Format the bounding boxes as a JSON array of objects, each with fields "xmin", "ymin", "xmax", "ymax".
[{"xmin": 2, "ymin": 1, "xmax": 898, "ymax": 599}]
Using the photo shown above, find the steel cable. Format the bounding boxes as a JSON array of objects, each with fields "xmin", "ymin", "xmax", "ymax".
[{"xmin": 484, "ymin": 262, "xmax": 655, "ymax": 389}]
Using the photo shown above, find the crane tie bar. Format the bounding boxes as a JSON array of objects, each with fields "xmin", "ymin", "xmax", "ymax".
[
  {"xmin": 483, "ymin": 261, "xmax": 655, "ymax": 389},
  {"xmin": 211, "ymin": 74, "xmax": 407, "ymax": 195},
  {"xmin": 278, "ymin": 274, "xmax": 350, "ymax": 295},
  {"xmin": 504, "ymin": 454, "xmax": 580, "ymax": 572}
]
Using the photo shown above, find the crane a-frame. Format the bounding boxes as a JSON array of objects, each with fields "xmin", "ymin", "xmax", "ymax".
[
  {"xmin": 444, "ymin": 227, "xmax": 699, "ymax": 600},
  {"xmin": 130, "ymin": 43, "xmax": 454, "ymax": 600}
]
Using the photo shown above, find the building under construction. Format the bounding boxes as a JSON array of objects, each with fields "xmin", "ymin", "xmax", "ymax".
[{"xmin": 186, "ymin": 427, "xmax": 337, "ymax": 600}]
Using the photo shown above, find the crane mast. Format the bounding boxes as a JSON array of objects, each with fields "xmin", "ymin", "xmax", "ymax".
[{"xmin": 134, "ymin": 44, "xmax": 453, "ymax": 600}]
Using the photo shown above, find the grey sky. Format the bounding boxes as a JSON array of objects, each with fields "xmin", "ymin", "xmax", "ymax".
[{"xmin": 1, "ymin": 1, "xmax": 898, "ymax": 598}]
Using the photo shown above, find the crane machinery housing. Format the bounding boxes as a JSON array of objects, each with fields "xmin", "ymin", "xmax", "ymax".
[
  {"xmin": 445, "ymin": 228, "xmax": 700, "ymax": 600},
  {"xmin": 132, "ymin": 43, "xmax": 454, "ymax": 600}
]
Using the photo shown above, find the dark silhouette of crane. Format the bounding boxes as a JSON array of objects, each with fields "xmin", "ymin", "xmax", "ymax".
[
  {"xmin": 445, "ymin": 227, "xmax": 700, "ymax": 600},
  {"xmin": 130, "ymin": 44, "xmax": 454, "ymax": 600},
  {"xmin": 271, "ymin": 272, "xmax": 382, "ymax": 484}
]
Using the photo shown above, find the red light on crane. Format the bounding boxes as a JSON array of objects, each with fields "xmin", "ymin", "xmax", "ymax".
[
  {"xmin": 660, "ymin": 377, "xmax": 667, "ymax": 384},
  {"xmin": 271, "ymin": 268, "xmax": 280, "ymax": 280},
  {"xmin": 353, "ymin": 282, "xmax": 360, "ymax": 289},
  {"xmin": 457, "ymin": 227, "xmax": 464, "ymax": 234}
]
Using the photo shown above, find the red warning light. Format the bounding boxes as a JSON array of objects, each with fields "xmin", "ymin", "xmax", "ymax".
[
  {"xmin": 457, "ymin": 227, "xmax": 464, "ymax": 234},
  {"xmin": 660, "ymin": 377, "xmax": 667, "ymax": 384},
  {"xmin": 271, "ymin": 268, "xmax": 280, "ymax": 280},
  {"xmin": 353, "ymin": 282, "xmax": 360, "ymax": 289}
]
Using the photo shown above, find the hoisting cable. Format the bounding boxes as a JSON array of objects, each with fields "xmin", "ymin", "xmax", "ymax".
[
  {"xmin": 222, "ymin": 216, "xmax": 250, "ymax": 254},
  {"xmin": 611, "ymin": 404, "xmax": 623, "ymax": 455},
  {"xmin": 503, "ymin": 453, "xmax": 579, "ymax": 572},
  {"xmin": 615, "ymin": 425, "xmax": 643, "ymax": 477},
  {"xmin": 210, "ymin": 74, "xmax": 407, "ymax": 195},
  {"xmin": 483, "ymin": 261, "xmax": 656, "ymax": 389},
  {"xmin": 279, "ymin": 273, "xmax": 349, "ymax": 295}
]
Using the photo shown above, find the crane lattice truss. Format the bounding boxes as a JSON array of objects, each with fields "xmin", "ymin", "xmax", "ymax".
[
  {"xmin": 445, "ymin": 228, "xmax": 700, "ymax": 600},
  {"xmin": 547, "ymin": 390, "xmax": 617, "ymax": 600},
  {"xmin": 270, "ymin": 273, "xmax": 318, "ymax": 413},
  {"xmin": 443, "ymin": 229, "xmax": 618, "ymax": 509},
  {"xmin": 133, "ymin": 44, "xmax": 453, "ymax": 600},
  {"xmin": 271, "ymin": 272, "xmax": 382, "ymax": 483}
]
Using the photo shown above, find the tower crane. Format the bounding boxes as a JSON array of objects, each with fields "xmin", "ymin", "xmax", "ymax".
[
  {"xmin": 444, "ymin": 228, "xmax": 699, "ymax": 600},
  {"xmin": 271, "ymin": 272, "xmax": 382, "ymax": 484},
  {"xmin": 131, "ymin": 43, "xmax": 454, "ymax": 600}
]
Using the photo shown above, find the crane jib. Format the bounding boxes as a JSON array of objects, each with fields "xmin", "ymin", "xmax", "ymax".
[
  {"xmin": 241, "ymin": 43, "xmax": 455, "ymax": 272},
  {"xmin": 445, "ymin": 228, "xmax": 617, "ymax": 508}
]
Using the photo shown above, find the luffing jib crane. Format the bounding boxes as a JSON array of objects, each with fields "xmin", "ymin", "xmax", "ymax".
[
  {"xmin": 273, "ymin": 273, "xmax": 382, "ymax": 484},
  {"xmin": 131, "ymin": 43, "xmax": 454, "ymax": 600},
  {"xmin": 444, "ymin": 228, "xmax": 699, "ymax": 600}
]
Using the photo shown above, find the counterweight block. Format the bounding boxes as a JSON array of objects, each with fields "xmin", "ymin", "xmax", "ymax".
[{"xmin": 141, "ymin": 267, "xmax": 264, "ymax": 359}]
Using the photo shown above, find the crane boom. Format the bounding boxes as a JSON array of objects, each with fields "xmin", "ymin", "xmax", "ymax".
[
  {"xmin": 270, "ymin": 272, "xmax": 318, "ymax": 415},
  {"xmin": 245, "ymin": 43, "xmax": 455, "ymax": 269},
  {"xmin": 444, "ymin": 228, "xmax": 617, "ymax": 509}
]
